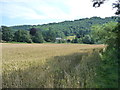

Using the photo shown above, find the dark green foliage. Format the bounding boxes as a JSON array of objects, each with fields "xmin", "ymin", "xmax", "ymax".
[
  {"xmin": 14, "ymin": 30, "xmax": 32, "ymax": 43},
  {"xmin": 32, "ymin": 31, "xmax": 44, "ymax": 43},
  {"xmin": 0, "ymin": 27, "xmax": 2, "ymax": 42},
  {"xmin": 71, "ymin": 37, "xmax": 78, "ymax": 43},
  {"xmin": 30, "ymin": 28, "xmax": 37, "ymax": 36},
  {"xmin": 92, "ymin": 21, "xmax": 119, "ymax": 88},
  {"xmin": 1, "ymin": 17, "xmax": 118, "ymax": 44},
  {"xmin": 55, "ymin": 31, "xmax": 65, "ymax": 38},
  {"xmin": 9, "ymin": 17, "xmax": 117, "ymax": 36},
  {"xmin": 56, "ymin": 39, "xmax": 66, "ymax": 43},
  {"xmin": 10, "ymin": 25, "xmax": 32, "ymax": 31},
  {"xmin": 48, "ymin": 28, "xmax": 56, "ymax": 42},
  {"xmin": 2, "ymin": 26, "xmax": 14, "ymax": 42},
  {"xmin": 95, "ymin": 47, "xmax": 118, "ymax": 88},
  {"xmin": 67, "ymin": 39, "xmax": 71, "ymax": 43},
  {"xmin": 91, "ymin": 22, "xmax": 118, "ymax": 44},
  {"xmin": 92, "ymin": 1, "xmax": 119, "ymax": 87},
  {"xmin": 43, "ymin": 28, "xmax": 56, "ymax": 42},
  {"xmin": 82, "ymin": 35, "xmax": 94, "ymax": 44},
  {"xmin": 76, "ymin": 34, "xmax": 81, "ymax": 38}
]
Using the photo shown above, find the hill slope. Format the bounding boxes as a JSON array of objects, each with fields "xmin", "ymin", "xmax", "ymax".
[{"xmin": 9, "ymin": 16, "xmax": 117, "ymax": 36}]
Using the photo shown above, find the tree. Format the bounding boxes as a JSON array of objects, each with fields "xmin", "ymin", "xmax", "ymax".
[
  {"xmin": 91, "ymin": 22, "xmax": 119, "ymax": 88},
  {"xmin": 67, "ymin": 39, "xmax": 71, "ymax": 43},
  {"xmin": 30, "ymin": 28, "xmax": 37, "ymax": 36},
  {"xmin": 44, "ymin": 28, "xmax": 56, "ymax": 42},
  {"xmin": 92, "ymin": 1, "xmax": 120, "ymax": 88},
  {"xmin": 14, "ymin": 30, "xmax": 32, "ymax": 43},
  {"xmin": 82, "ymin": 35, "xmax": 94, "ymax": 44},
  {"xmin": 32, "ymin": 31, "xmax": 44, "ymax": 43},
  {"xmin": 0, "ymin": 27, "xmax": 2, "ymax": 42},
  {"xmin": 91, "ymin": 22, "xmax": 118, "ymax": 44},
  {"xmin": 2, "ymin": 26, "xmax": 14, "ymax": 42},
  {"xmin": 71, "ymin": 37, "xmax": 78, "ymax": 43},
  {"xmin": 55, "ymin": 31, "xmax": 65, "ymax": 38},
  {"xmin": 76, "ymin": 33, "xmax": 81, "ymax": 38},
  {"xmin": 48, "ymin": 28, "xmax": 56, "ymax": 42}
]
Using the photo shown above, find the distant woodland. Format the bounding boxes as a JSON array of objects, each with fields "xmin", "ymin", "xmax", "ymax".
[{"xmin": 1, "ymin": 16, "xmax": 118, "ymax": 44}]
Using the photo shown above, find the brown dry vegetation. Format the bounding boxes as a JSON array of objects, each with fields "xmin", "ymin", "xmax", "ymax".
[{"xmin": 2, "ymin": 43, "xmax": 105, "ymax": 88}]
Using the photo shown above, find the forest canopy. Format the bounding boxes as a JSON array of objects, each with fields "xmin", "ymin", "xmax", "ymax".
[{"xmin": 1, "ymin": 16, "xmax": 118, "ymax": 44}]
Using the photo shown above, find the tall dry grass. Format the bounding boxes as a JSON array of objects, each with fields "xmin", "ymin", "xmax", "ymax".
[{"xmin": 2, "ymin": 43, "xmax": 105, "ymax": 88}]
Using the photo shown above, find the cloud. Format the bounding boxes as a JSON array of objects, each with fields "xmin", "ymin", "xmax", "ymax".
[
  {"xmin": 63, "ymin": 0, "xmax": 116, "ymax": 18},
  {"xmin": 0, "ymin": 0, "xmax": 117, "ymax": 26},
  {"xmin": 1, "ymin": 1, "xmax": 46, "ymax": 20}
]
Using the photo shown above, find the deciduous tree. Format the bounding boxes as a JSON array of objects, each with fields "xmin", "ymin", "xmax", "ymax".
[
  {"xmin": 2, "ymin": 26, "xmax": 14, "ymax": 42},
  {"xmin": 32, "ymin": 31, "xmax": 44, "ymax": 43},
  {"xmin": 14, "ymin": 30, "xmax": 32, "ymax": 43}
]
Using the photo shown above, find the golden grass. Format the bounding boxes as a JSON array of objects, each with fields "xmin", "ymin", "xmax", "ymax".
[{"xmin": 2, "ymin": 43, "xmax": 105, "ymax": 88}]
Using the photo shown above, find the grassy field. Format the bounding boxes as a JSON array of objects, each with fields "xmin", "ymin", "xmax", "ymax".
[{"xmin": 2, "ymin": 43, "xmax": 105, "ymax": 88}]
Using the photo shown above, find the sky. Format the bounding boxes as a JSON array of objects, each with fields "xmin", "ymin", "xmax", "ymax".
[{"xmin": 0, "ymin": 0, "xmax": 117, "ymax": 26}]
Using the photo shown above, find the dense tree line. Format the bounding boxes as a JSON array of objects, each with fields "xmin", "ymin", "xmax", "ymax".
[
  {"xmin": 1, "ymin": 27, "xmax": 55, "ymax": 43},
  {"xmin": 1, "ymin": 17, "xmax": 118, "ymax": 44}
]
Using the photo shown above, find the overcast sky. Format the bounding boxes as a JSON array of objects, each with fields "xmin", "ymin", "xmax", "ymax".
[{"xmin": 0, "ymin": 0, "xmax": 117, "ymax": 26}]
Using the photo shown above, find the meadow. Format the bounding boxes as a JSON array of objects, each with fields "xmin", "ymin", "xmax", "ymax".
[{"xmin": 2, "ymin": 43, "xmax": 105, "ymax": 88}]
